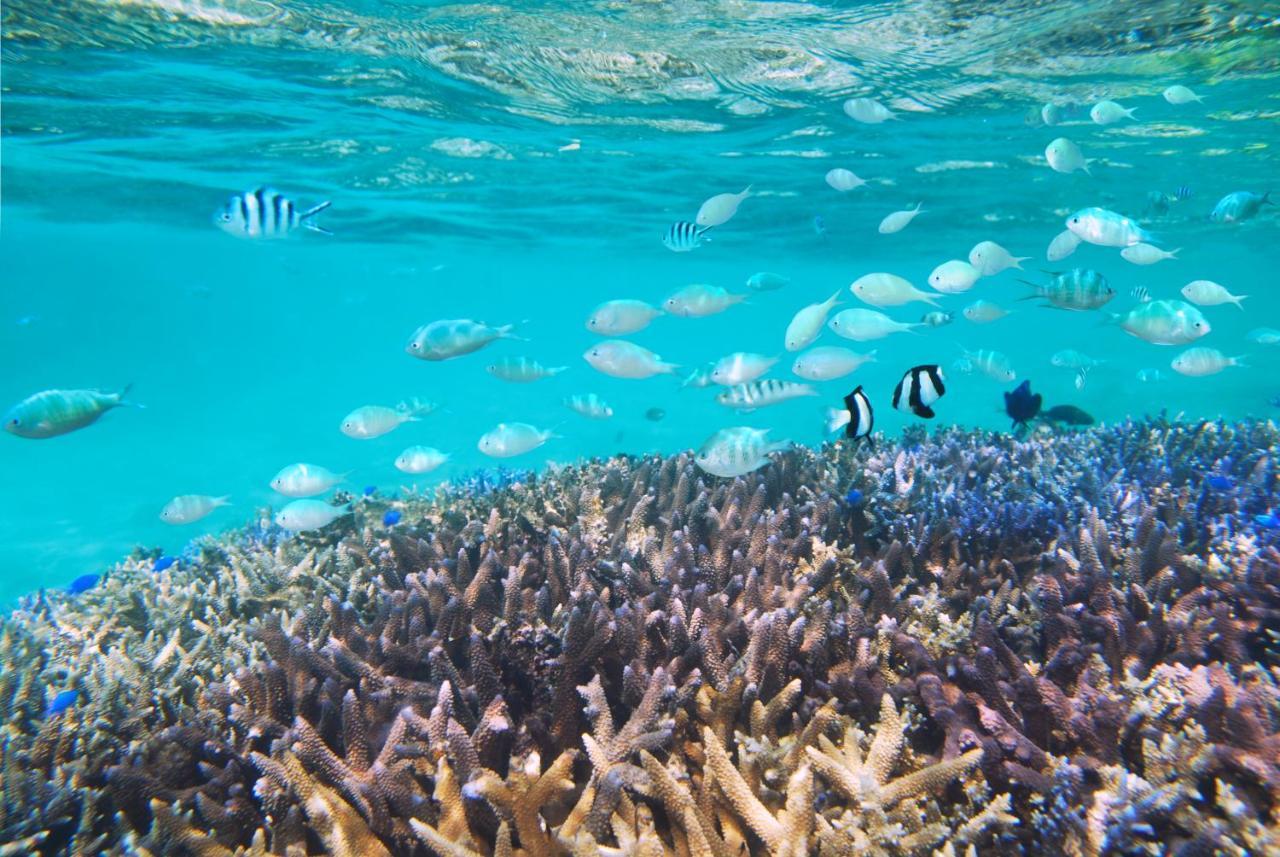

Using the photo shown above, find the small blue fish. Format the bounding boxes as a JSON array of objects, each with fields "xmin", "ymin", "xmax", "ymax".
[
  {"xmin": 1173, "ymin": 185, "xmax": 1193, "ymax": 201},
  {"xmin": 813, "ymin": 215, "xmax": 828, "ymax": 240},
  {"xmin": 46, "ymin": 689, "xmax": 79, "ymax": 717},
  {"xmin": 1205, "ymin": 475, "xmax": 1234, "ymax": 491},
  {"xmin": 845, "ymin": 489, "xmax": 863, "ymax": 505},
  {"xmin": 383, "ymin": 509, "xmax": 402, "ymax": 527},
  {"xmin": 66, "ymin": 574, "xmax": 99, "ymax": 595},
  {"xmin": 1254, "ymin": 514, "xmax": 1280, "ymax": 530},
  {"xmin": 363, "ymin": 485, "xmax": 378, "ymax": 497},
  {"xmin": 153, "ymin": 555, "xmax": 177, "ymax": 572}
]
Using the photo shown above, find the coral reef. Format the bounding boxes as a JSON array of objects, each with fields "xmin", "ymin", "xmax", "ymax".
[{"xmin": 2, "ymin": 417, "xmax": 1279, "ymax": 855}]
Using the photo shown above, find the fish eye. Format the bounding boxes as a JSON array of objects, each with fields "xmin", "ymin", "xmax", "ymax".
[{"xmin": 219, "ymin": 213, "xmax": 231, "ymax": 222}]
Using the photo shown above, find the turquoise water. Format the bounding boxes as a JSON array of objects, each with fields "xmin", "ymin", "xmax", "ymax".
[{"xmin": 2, "ymin": 1, "xmax": 1278, "ymax": 602}]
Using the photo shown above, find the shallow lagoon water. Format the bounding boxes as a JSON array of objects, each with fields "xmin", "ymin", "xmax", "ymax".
[{"xmin": 1, "ymin": 1, "xmax": 1279, "ymax": 854}]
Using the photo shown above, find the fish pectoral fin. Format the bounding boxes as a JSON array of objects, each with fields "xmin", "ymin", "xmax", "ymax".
[{"xmin": 305, "ymin": 223, "xmax": 334, "ymax": 236}]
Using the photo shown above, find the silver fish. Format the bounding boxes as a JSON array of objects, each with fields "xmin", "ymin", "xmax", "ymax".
[
  {"xmin": 1021, "ymin": 268, "xmax": 1115, "ymax": 311},
  {"xmin": 486, "ymin": 357, "xmax": 567, "ymax": 383},
  {"xmin": 564, "ymin": 393, "xmax": 613, "ymax": 420},
  {"xmin": 716, "ymin": 379, "xmax": 817, "ymax": 411},
  {"xmin": 695, "ymin": 427, "xmax": 789, "ymax": 478},
  {"xmin": 1112, "ymin": 300, "xmax": 1210, "ymax": 346}
]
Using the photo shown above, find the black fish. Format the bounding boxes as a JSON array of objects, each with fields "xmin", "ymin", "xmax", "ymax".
[
  {"xmin": 1003, "ymin": 380, "xmax": 1042, "ymax": 430},
  {"xmin": 892, "ymin": 365, "xmax": 945, "ymax": 419},
  {"xmin": 826, "ymin": 385, "xmax": 873, "ymax": 441},
  {"xmin": 644, "ymin": 407, "xmax": 666, "ymax": 422},
  {"xmin": 1042, "ymin": 405, "xmax": 1094, "ymax": 426}
]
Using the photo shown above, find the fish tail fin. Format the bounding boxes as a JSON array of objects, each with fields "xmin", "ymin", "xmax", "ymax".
[
  {"xmin": 497, "ymin": 323, "xmax": 527, "ymax": 342},
  {"xmin": 867, "ymin": 348, "xmax": 879, "ymax": 362},
  {"xmin": 657, "ymin": 361, "xmax": 680, "ymax": 375},
  {"xmin": 115, "ymin": 383, "xmax": 145, "ymax": 409},
  {"xmin": 741, "ymin": 185, "xmax": 753, "ymax": 197},
  {"xmin": 1082, "ymin": 160, "xmax": 1093, "ymax": 176},
  {"xmin": 905, "ymin": 323, "xmax": 926, "ymax": 335},
  {"xmin": 1263, "ymin": 191, "xmax": 1273, "ymax": 206},
  {"xmin": 1168, "ymin": 247, "xmax": 1181, "ymax": 259},
  {"xmin": 825, "ymin": 407, "xmax": 851, "ymax": 434},
  {"xmin": 305, "ymin": 223, "xmax": 334, "ymax": 236},
  {"xmin": 921, "ymin": 293, "xmax": 942, "ymax": 307},
  {"xmin": 214, "ymin": 496, "xmax": 233, "ymax": 508},
  {"xmin": 1233, "ymin": 296, "xmax": 1249, "ymax": 309},
  {"xmin": 1232, "ymin": 355, "xmax": 1249, "ymax": 368},
  {"xmin": 765, "ymin": 438, "xmax": 793, "ymax": 455},
  {"xmin": 1011, "ymin": 256, "xmax": 1030, "ymax": 269},
  {"xmin": 300, "ymin": 200, "xmax": 332, "ymax": 220},
  {"xmin": 1125, "ymin": 106, "xmax": 1138, "ymax": 119},
  {"xmin": 548, "ymin": 366, "xmax": 569, "ymax": 376}
]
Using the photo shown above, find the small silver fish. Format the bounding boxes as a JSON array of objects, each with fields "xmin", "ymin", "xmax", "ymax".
[
  {"xmin": 921, "ymin": 311, "xmax": 954, "ymax": 327},
  {"xmin": 564, "ymin": 393, "xmax": 613, "ymax": 419},
  {"xmin": 215, "ymin": 187, "xmax": 331, "ymax": 238},
  {"xmin": 716, "ymin": 379, "xmax": 817, "ymax": 412},
  {"xmin": 695, "ymin": 427, "xmax": 789, "ymax": 478},
  {"xmin": 486, "ymin": 357, "xmax": 567, "ymax": 383},
  {"xmin": 1075, "ymin": 367, "xmax": 1089, "ymax": 391}
]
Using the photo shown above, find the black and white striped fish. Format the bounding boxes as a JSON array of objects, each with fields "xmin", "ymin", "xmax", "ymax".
[
  {"xmin": 1173, "ymin": 185, "xmax": 1193, "ymax": 201},
  {"xmin": 825, "ymin": 385, "xmax": 873, "ymax": 440},
  {"xmin": 1131, "ymin": 285, "xmax": 1152, "ymax": 303},
  {"xmin": 662, "ymin": 221, "xmax": 710, "ymax": 252},
  {"xmin": 892, "ymin": 365, "xmax": 946, "ymax": 419},
  {"xmin": 215, "ymin": 187, "xmax": 332, "ymax": 238},
  {"xmin": 716, "ymin": 378, "xmax": 816, "ymax": 411},
  {"xmin": 1075, "ymin": 366, "xmax": 1089, "ymax": 391}
]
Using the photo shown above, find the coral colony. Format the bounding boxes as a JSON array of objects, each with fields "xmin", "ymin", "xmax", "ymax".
[{"xmin": 2, "ymin": 418, "xmax": 1278, "ymax": 855}]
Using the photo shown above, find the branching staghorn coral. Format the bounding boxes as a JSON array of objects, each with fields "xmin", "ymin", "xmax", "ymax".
[{"xmin": 2, "ymin": 418, "xmax": 1280, "ymax": 854}]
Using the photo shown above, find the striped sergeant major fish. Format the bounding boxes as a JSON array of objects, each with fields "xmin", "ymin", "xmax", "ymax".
[
  {"xmin": 892, "ymin": 365, "xmax": 946, "ymax": 419},
  {"xmin": 215, "ymin": 187, "xmax": 332, "ymax": 238},
  {"xmin": 662, "ymin": 221, "xmax": 710, "ymax": 252},
  {"xmin": 1131, "ymin": 285, "xmax": 1153, "ymax": 303},
  {"xmin": 716, "ymin": 378, "xmax": 817, "ymax": 412},
  {"xmin": 825, "ymin": 385, "xmax": 873, "ymax": 441}
]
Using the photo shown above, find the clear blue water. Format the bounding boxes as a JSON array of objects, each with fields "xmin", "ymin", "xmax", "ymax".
[{"xmin": 2, "ymin": 1, "xmax": 1278, "ymax": 602}]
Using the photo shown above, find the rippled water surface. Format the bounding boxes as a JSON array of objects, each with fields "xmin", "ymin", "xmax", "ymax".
[{"xmin": 2, "ymin": 0, "xmax": 1278, "ymax": 598}]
